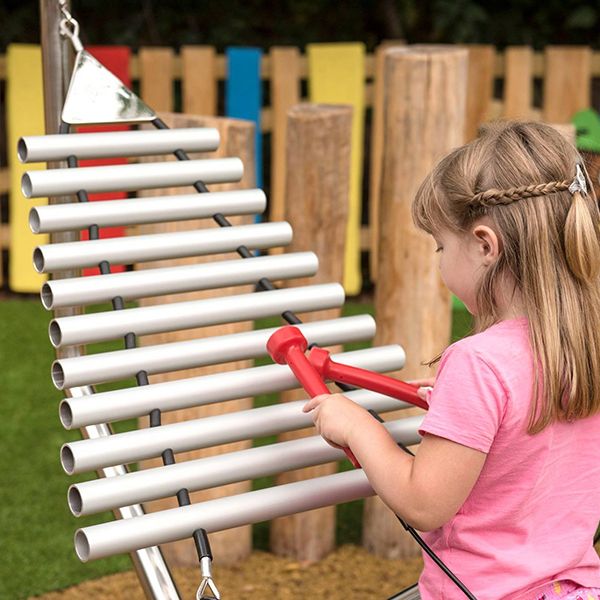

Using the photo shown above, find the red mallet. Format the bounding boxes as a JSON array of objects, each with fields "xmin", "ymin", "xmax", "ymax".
[
  {"xmin": 266, "ymin": 326, "xmax": 361, "ymax": 468},
  {"xmin": 308, "ymin": 347, "xmax": 428, "ymax": 410}
]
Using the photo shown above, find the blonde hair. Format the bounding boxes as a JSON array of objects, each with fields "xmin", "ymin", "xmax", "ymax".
[{"xmin": 412, "ymin": 121, "xmax": 600, "ymax": 433}]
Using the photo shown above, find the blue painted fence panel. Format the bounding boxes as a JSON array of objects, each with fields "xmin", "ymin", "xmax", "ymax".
[{"xmin": 225, "ymin": 47, "xmax": 263, "ymax": 193}]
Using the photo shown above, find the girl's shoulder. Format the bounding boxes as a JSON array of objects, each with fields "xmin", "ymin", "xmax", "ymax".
[{"xmin": 442, "ymin": 317, "xmax": 530, "ymax": 373}]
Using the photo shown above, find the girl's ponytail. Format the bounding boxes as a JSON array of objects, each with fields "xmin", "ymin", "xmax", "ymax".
[{"xmin": 564, "ymin": 188, "xmax": 600, "ymax": 284}]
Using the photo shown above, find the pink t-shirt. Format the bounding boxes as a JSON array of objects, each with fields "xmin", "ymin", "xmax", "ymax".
[{"xmin": 417, "ymin": 317, "xmax": 600, "ymax": 600}]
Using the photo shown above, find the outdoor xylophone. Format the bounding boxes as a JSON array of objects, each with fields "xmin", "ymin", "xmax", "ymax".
[{"xmin": 22, "ymin": 3, "xmax": 427, "ymax": 599}]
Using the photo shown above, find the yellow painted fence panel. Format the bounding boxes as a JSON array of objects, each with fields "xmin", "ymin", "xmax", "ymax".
[{"xmin": 7, "ymin": 44, "xmax": 48, "ymax": 293}]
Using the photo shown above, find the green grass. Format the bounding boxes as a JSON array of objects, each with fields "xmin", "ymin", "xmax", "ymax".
[
  {"xmin": 0, "ymin": 299, "xmax": 134, "ymax": 600},
  {"xmin": 0, "ymin": 297, "xmax": 471, "ymax": 599}
]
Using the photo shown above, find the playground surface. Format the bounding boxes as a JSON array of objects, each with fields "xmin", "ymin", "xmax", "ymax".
[
  {"xmin": 32, "ymin": 544, "xmax": 600, "ymax": 599},
  {"xmin": 32, "ymin": 545, "xmax": 424, "ymax": 599}
]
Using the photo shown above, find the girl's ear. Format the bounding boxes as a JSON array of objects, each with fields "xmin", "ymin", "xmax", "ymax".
[{"xmin": 472, "ymin": 224, "xmax": 501, "ymax": 266}]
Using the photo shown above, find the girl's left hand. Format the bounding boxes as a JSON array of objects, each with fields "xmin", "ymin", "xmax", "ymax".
[{"xmin": 302, "ymin": 393, "xmax": 371, "ymax": 449}]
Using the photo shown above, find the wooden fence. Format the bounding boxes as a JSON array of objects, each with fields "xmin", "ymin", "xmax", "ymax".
[{"xmin": 1, "ymin": 43, "xmax": 599, "ymax": 294}]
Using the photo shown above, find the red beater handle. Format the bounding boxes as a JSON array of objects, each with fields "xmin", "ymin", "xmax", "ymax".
[
  {"xmin": 308, "ymin": 346, "xmax": 428, "ymax": 410},
  {"xmin": 266, "ymin": 326, "xmax": 361, "ymax": 468}
]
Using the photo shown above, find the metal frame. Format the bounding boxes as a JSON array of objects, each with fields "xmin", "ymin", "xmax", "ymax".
[{"xmin": 39, "ymin": 2, "xmax": 181, "ymax": 598}]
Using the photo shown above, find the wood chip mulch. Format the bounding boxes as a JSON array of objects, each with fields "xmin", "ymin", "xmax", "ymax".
[{"xmin": 31, "ymin": 545, "xmax": 424, "ymax": 599}]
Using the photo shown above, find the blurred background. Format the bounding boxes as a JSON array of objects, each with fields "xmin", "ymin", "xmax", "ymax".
[{"xmin": 2, "ymin": 0, "xmax": 600, "ymax": 50}]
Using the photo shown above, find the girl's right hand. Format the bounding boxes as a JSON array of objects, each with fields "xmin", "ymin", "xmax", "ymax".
[{"xmin": 406, "ymin": 377, "xmax": 436, "ymax": 400}]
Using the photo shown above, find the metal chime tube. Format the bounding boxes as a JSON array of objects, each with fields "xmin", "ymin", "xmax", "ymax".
[
  {"xmin": 18, "ymin": 127, "xmax": 220, "ymax": 162},
  {"xmin": 61, "ymin": 386, "xmax": 410, "ymax": 475},
  {"xmin": 69, "ymin": 415, "xmax": 423, "ymax": 516},
  {"xmin": 41, "ymin": 252, "xmax": 319, "ymax": 309},
  {"xmin": 34, "ymin": 221, "xmax": 293, "ymax": 272},
  {"xmin": 51, "ymin": 315, "xmax": 376, "ymax": 390},
  {"xmin": 75, "ymin": 468, "xmax": 377, "ymax": 562},
  {"xmin": 60, "ymin": 345, "xmax": 405, "ymax": 428},
  {"xmin": 22, "ymin": 157, "xmax": 243, "ymax": 197},
  {"xmin": 30, "ymin": 188, "xmax": 266, "ymax": 233},
  {"xmin": 50, "ymin": 284, "xmax": 345, "ymax": 347}
]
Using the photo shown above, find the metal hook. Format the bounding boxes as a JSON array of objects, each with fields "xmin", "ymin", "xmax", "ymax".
[
  {"xmin": 195, "ymin": 556, "xmax": 221, "ymax": 600},
  {"xmin": 58, "ymin": 1, "xmax": 83, "ymax": 52}
]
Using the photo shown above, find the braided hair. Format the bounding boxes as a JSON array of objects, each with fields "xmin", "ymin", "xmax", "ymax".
[{"xmin": 469, "ymin": 179, "xmax": 571, "ymax": 208}]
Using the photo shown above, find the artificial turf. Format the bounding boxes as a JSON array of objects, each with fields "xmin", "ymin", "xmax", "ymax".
[
  {"xmin": 0, "ymin": 298, "xmax": 134, "ymax": 600},
  {"xmin": 0, "ymin": 296, "xmax": 470, "ymax": 599}
]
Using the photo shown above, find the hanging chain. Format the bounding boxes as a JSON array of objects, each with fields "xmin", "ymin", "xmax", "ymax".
[{"xmin": 58, "ymin": 0, "xmax": 83, "ymax": 52}]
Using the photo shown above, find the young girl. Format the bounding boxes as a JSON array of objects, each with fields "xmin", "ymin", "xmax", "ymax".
[{"xmin": 303, "ymin": 121, "xmax": 600, "ymax": 600}]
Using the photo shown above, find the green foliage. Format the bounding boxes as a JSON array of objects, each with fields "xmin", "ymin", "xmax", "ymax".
[{"xmin": 1, "ymin": 0, "xmax": 600, "ymax": 52}]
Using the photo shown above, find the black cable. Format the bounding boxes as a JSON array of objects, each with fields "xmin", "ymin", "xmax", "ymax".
[{"xmin": 368, "ymin": 411, "xmax": 477, "ymax": 599}]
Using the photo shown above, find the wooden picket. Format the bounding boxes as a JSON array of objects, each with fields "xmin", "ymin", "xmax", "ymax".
[
  {"xmin": 181, "ymin": 45, "xmax": 217, "ymax": 116},
  {"xmin": 269, "ymin": 46, "xmax": 301, "ymax": 228},
  {"xmin": 503, "ymin": 46, "xmax": 534, "ymax": 119},
  {"xmin": 543, "ymin": 46, "xmax": 592, "ymax": 123},
  {"xmin": 139, "ymin": 47, "xmax": 175, "ymax": 113},
  {"xmin": 464, "ymin": 45, "xmax": 495, "ymax": 141}
]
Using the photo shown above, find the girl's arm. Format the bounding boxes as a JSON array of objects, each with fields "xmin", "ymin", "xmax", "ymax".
[
  {"xmin": 303, "ymin": 394, "xmax": 486, "ymax": 532},
  {"xmin": 351, "ymin": 417, "xmax": 486, "ymax": 531}
]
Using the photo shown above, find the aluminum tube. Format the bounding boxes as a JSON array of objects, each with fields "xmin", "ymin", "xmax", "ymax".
[
  {"xmin": 75, "ymin": 468, "xmax": 376, "ymax": 562},
  {"xmin": 64, "ymin": 389, "xmax": 180, "ymax": 597},
  {"xmin": 69, "ymin": 415, "xmax": 423, "ymax": 516},
  {"xmin": 50, "ymin": 284, "xmax": 345, "ymax": 347},
  {"xmin": 22, "ymin": 157, "xmax": 243, "ymax": 198},
  {"xmin": 18, "ymin": 128, "xmax": 220, "ymax": 163},
  {"xmin": 42, "ymin": 252, "xmax": 318, "ymax": 310},
  {"xmin": 60, "ymin": 345, "xmax": 405, "ymax": 428},
  {"xmin": 34, "ymin": 221, "xmax": 292, "ymax": 272},
  {"xmin": 60, "ymin": 386, "xmax": 411, "ymax": 476},
  {"xmin": 29, "ymin": 188, "xmax": 266, "ymax": 233},
  {"xmin": 52, "ymin": 315, "xmax": 375, "ymax": 390}
]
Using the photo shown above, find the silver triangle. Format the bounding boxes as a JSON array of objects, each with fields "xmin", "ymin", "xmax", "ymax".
[{"xmin": 62, "ymin": 50, "xmax": 157, "ymax": 125}]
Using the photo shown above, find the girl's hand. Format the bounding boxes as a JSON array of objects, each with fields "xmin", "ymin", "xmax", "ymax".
[
  {"xmin": 302, "ymin": 393, "xmax": 371, "ymax": 449},
  {"xmin": 406, "ymin": 377, "xmax": 436, "ymax": 400}
]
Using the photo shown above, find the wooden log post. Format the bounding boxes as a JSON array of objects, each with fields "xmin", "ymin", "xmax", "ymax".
[
  {"xmin": 137, "ymin": 112, "xmax": 256, "ymax": 567},
  {"xmin": 363, "ymin": 46, "xmax": 467, "ymax": 559},
  {"xmin": 270, "ymin": 104, "xmax": 353, "ymax": 562},
  {"xmin": 369, "ymin": 41, "xmax": 405, "ymax": 282}
]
